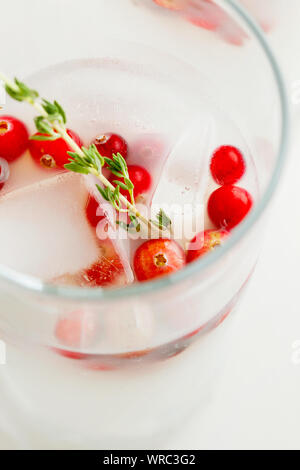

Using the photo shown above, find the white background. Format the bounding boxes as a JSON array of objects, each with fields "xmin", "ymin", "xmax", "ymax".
[{"xmin": 1, "ymin": 0, "xmax": 300, "ymax": 450}]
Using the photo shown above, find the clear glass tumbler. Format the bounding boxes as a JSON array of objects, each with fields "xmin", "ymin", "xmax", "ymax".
[{"xmin": 0, "ymin": 0, "xmax": 289, "ymax": 449}]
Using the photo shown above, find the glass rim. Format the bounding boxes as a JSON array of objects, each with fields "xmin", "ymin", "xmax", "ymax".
[{"xmin": 0, "ymin": 0, "xmax": 290, "ymax": 302}]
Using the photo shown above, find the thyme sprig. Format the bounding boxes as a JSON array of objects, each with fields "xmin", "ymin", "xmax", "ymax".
[
  {"xmin": 105, "ymin": 153, "xmax": 135, "ymax": 205},
  {"xmin": 66, "ymin": 144, "xmax": 105, "ymax": 175},
  {"xmin": 0, "ymin": 73, "xmax": 172, "ymax": 237},
  {"xmin": 32, "ymin": 100, "xmax": 67, "ymax": 141}
]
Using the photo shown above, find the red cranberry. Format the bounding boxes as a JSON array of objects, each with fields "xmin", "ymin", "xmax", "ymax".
[
  {"xmin": 85, "ymin": 195, "xmax": 105, "ymax": 228},
  {"xmin": 111, "ymin": 164, "xmax": 152, "ymax": 199},
  {"xmin": 210, "ymin": 145, "xmax": 245, "ymax": 185},
  {"xmin": 186, "ymin": 229, "xmax": 228, "ymax": 263},
  {"xmin": 134, "ymin": 239, "xmax": 185, "ymax": 282},
  {"xmin": 208, "ymin": 185, "xmax": 253, "ymax": 230},
  {"xmin": 0, "ymin": 115, "xmax": 29, "ymax": 162},
  {"xmin": 93, "ymin": 133, "xmax": 128, "ymax": 160},
  {"xmin": 29, "ymin": 129, "xmax": 82, "ymax": 169},
  {"xmin": 83, "ymin": 250, "xmax": 125, "ymax": 287}
]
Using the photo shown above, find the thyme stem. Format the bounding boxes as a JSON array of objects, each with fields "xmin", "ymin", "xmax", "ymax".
[{"xmin": 0, "ymin": 73, "xmax": 172, "ymax": 237}]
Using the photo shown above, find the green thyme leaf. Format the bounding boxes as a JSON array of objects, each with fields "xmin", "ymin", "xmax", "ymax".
[
  {"xmin": 34, "ymin": 116, "xmax": 56, "ymax": 135},
  {"xmin": 96, "ymin": 184, "xmax": 111, "ymax": 202},
  {"xmin": 41, "ymin": 99, "xmax": 67, "ymax": 124},
  {"xmin": 15, "ymin": 79, "xmax": 39, "ymax": 100},
  {"xmin": 157, "ymin": 209, "xmax": 172, "ymax": 229},
  {"xmin": 65, "ymin": 144, "xmax": 105, "ymax": 174},
  {"xmin": 54, "ymin": 100, "xmax": 66, "ymax": 124},
  {"xmin": 64, "ymin": 162, "xmax": 90, "ymax": 174},
  {"xmin": 104, "ymin": 153, "xmax": 134, "ymax": 199},
  {"xmin": 113, "ymin": 180, "xmax": 128, "ymax": 191},
  {"xmin": 124, "ymin": 177, "xmax": 134, "ymax": 190},
  {"xmin": 30, "ymin": 134, "xmax": 60, "ymax": 142},
  {"xmin": 5, "ymin": 78, "xmax": 39, "ymax": 102}
]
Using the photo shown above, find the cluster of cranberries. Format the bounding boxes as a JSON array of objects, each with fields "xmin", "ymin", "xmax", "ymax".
[
  {"xmin": 0, "ymin": 115, "xmax": 85, "ymax": 189},
  {"xmin": 208, "ymin": 145, "xmax": 252, "ymax": 229},
  {"xmin": 51, "ymin": 136, "xmax": 252, "ymax": 362},
  {"xmin": 133, "ymin": 144, "xmax": 251, "ymax": 282},
  {"xmin": 86, "ymin": 139, "xmax": 252, "ymax": 283},
  {"xmin": 85, "ymin": 134, "xmax": 184, "ymax": 286},
  {"xmin": 29, "ymin": 128, "xmax": 153, "ymax": 199},
  {"xmin": 0, "ymin": 112, "xmax": 253, "ymax": 285},
  {"xmin": 84, "ymin": 133, "xmax": 152, "ymax": 286}
]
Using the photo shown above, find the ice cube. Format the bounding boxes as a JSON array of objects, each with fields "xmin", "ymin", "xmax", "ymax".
[
  {"xmin": 152, "ymin": 115, "xmax": 217, "ymax": 246},
  {"xmin": 1, "ymin": 151, "xmax": 61, "ymax": 196},
  {"xmin": 128, "ymin": 133, "xmax": 171, "ymax": 206},
  {"xmin": 0, "ymin": 172, "xmax": 101, "ymax": 280}
]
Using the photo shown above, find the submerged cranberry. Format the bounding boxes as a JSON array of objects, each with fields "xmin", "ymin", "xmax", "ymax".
[
  {"xmin": 93, "ymin": 133, "xmax": 128, "ymax": 160},
  {"xmin": 186, "ymin": 229, "xmax": 228, "ymax": 263},
  {"xmin": 85, "ymin": 195, "xmax": 105, "ymax": 228},
  {"xmin": 110, "ymin": 164, "xmax": 152, "ymax": 199}
]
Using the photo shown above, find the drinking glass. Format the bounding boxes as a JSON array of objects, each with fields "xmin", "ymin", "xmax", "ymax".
[{"xmin": 0, "ymin": 0, "xmax": 289, "ymax": 449}]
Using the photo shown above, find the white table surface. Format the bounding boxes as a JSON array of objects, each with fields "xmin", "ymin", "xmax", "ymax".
[{"xmin": 1, "ymin": 0, "xmax": 300, "ymax": 450}]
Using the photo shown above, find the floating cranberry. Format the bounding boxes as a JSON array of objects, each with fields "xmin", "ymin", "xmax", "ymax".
[
  {"xmin": 210, "ymin": 145, "xmax": 245, "ymax": 185},
  {"xmin": 29, "ymin": 129, "xmax": 82, "ymax": 169},
  {"xmin": 208, "ymin": 185, "xmax": 253, "ymax": 230},
  {"xmin": 0, "ymin": 115, "xmax": 29, "ymax": 162},
  {"xmin": 134, "ymin": 239, "xmax": 185, "ymax": 282}
]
